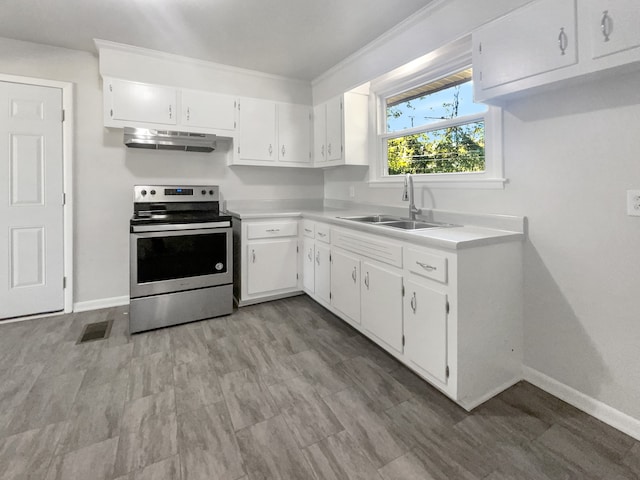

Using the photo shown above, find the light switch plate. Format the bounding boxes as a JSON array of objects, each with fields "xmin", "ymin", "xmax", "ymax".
[{"xmin": 627, "ymin": 190, "xmax": 640, "ymax": 216}]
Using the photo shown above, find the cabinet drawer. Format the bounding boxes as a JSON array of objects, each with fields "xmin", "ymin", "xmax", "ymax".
[
  {"xmin": 315, "ymin": 223, "xmax": 331, "ymax": 243},
  {"xmin": 247, "ymin": 221, "xmax": 298, "ymax": 239},
  {"xmin": 405, "ymin": 247, "xmax": 448, "ymax": 284},
  {"xmin": 302, "ymin": 220, "xmax": 315, "ymax": 238}
]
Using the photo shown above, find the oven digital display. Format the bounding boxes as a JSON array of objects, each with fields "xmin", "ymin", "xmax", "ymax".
[{"xmin": 164, "ymin": 188, "xmax": 193, "ymax": 196}]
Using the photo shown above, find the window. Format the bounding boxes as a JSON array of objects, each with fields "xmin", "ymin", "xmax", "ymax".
[
  {"xmin": 370, "ymin": 41, "xmax": 504, "ymax": 188},
  {"xmin": 384, "ymin": 69, "xmax": 487, "ymax": 175}
]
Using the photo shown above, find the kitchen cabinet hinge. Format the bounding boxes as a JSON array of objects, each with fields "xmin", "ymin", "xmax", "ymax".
[
  {"xmin": 402, "ymin": 285, "xmax": 405, "ymax": 296},
  {"xmin": 238, "ymin": 102, "xmax": 240, "ymax": 111},
  {"xmin": 296, "ymin": 273, "xmax": 299, "ymax": 279},
  {"xmin": 234, "ymin": 100, "xmax": 237, "ymax": 108},
  {"xmin": 446, "ymin": 366, "xmax": 450, "ymax": 378},
  {"xmin": 479, "ymin": 71, "xmax": 483, "ymax": 81},
  {"xmin": 479, "ymin": 42, "xmax": 482, "ymax": 54},
  {"xmin": 63, "ymin": 276, "xmax": 67, "ymax": 289},
  {"xmin": 234, "ymin": 121, "xmax": 236, "ymax": 129},
  {"xmin": 446, "ymin": 301, "xmax": 450, "ymax": 314},
  {"xmin": 61, "ymin": 109, "xmax": 65, "ymax": 122},
  {"xmin": 329, "ymin": 292, "xmax": 332, "ymax": 299},
  {"xmin": 237, "ymin": 146, "xmax": 240, "ymax": 154},
  {"xmin": 296, "ymin": 245, "xmax": 299, "ymax": 253},
  {"xmin": 402, "ymin": 335, "xmax": 405, "ymax": 346},
  {"xmin": 62, "ymin": 193, "xmax": 66, "ymax": 205}
]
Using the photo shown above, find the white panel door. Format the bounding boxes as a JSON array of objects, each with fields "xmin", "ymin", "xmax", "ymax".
[
  {"xmin": 181, "ymin": 89, "xmax": 237, "ymax": 130},
  {"xmin": 330, "ymin": 249, "xmax": 360, "ymax": 324},
  {"xmin": 278, "ymin": 103, "xmax": 311, "ymax": 164},
  {"xmin": 247, "ymin": 239, "xmax": 298, "ymax": 295},
  {"xmin": 107, "ymin": 78, "xmax": 177, "ymax": 125},
  {"xmin": 0, "ymin": 81, "xmax": 64, "ymax": 318},
  {"xmin": 238, "ymin": 97, "xmax": 277, "ymax": 162},
  {"xmin": 403, "ymin": 279, "xmax": 448, "ymax": 384},
  {"xmin": 589, "ymin": 0, "xmax": 640, "ymax": 59},
  {"xmin": 314, "ymin": 243, "xmax": 331, "ymax": 304},
  {"xmin": 302, "ymin": 237, "xmax": 315, "ymax": 293},
  {"xmin": 361, "ymin": 261, "xmax": 404, "ymax": 354},
  {"xmin": 325, "ymin": 96, "xmax": 343, "ymax": 161}
]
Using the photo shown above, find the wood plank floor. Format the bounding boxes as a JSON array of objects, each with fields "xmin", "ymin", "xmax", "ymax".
[{"xmin": 0, "ymin": 295, "xmax": 638, "ymax": 479}]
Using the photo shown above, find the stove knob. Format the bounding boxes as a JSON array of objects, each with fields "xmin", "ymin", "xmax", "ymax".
[
  {"xmin": 150, "ymin": 190, "xmax": 156, "ymax": 195},
  {"xmin": 209, "ymin": 190, "xmax": 214, "ymax": 195},
  {"xmin": 141, "ymin": 189, "xmax": 147, "ymax": 196},
  {"xmin": 201, "ymin": 189, "xmax": 206, "ymax": 195}
]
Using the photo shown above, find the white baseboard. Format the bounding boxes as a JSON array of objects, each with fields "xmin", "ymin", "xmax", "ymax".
[
  {"xmin": 73, "ymin": 295, "xmax": 130, "ymax": 313},
  {"xmin": 523, "ymin": 366, "xmax": 640, "ymax": 442}
]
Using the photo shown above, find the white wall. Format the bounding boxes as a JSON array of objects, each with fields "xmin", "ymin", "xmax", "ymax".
[
  {"xmin": 0, "ymin": 37, "xmax": 323, "ymax": 304},
  {"xmin": 317, "ymin": 1, "xmax": 640, "ymax": 422}
]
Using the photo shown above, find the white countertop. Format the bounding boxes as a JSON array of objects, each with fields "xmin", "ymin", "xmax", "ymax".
[{"xmin": 226, "ymin": 203, "xmax": 525, "ymax": 250}]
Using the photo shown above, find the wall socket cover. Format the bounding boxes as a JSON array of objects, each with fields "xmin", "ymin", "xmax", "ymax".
[{"xmin": 627, "ymin": 190, "xmax": 640, "ymax": 216}]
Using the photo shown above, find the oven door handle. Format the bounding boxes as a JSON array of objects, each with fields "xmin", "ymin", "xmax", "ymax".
[{"xmin": 131, "ymin": 221, "xmax": 231, "ymax": 233}]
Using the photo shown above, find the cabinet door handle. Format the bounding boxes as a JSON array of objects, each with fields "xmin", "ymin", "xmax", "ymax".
[
  {"xmin": 327, "ymin": 143, "xmax": 332, "ymax": 156},
  {"xmin": 410, "ymin": 292, "xmax": 417, "ymax": 313},
  {"xmin": 321, "ymin": 145, "xmax": 325, "ymax": 157},
  {"xmin": 600, "ymin": 10, "xmax": 612, "ymax": 42},
  {"xmin": 364, "ymin": 271, "xmax": 369, "ymax": 289},
  {"xmin": 308, "ymin": 249, "xmax": 313, "ymax": 261},
  {"xmin": 317, "ymin": 232, "xmax": 326, "ymax": 238},
  {"xmin": 169, "ymin": 105, "xmax": 173, "ymax": 119},
  {"xmin": 558, "ymin": 27, "xmax": 568, "ymax": 55},
  {"xmin": 315, "ymin": 250, "xmax": 320, "ymax": 265},
  {"xmin": 268, "ymin": 144, "xmax": 273, "ymax": 156},
  {"xmin": 281, "ymin": 145, "xmax": 286, "ymax": 157},
  {"xmin": 416, "ymin": 261, "xmax": 436, "ymax": 271},
  {"xmin": 186, "ymin": 107, "xmax": 190, "ymax": 121},
  {"xmin": 351, "ymin": 267, "xmax": 357, "ymax": 283},
  {"xmin": 252, "ymin": 249, "xmax": 256, "ymax": 263}
]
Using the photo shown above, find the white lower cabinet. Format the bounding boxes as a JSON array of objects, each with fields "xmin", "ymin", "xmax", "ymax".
[
  {"xmin": 234, "ymin": 217, "xmax": 300, "ymax": 306},
  {"xmin": 361, "ymin": 261, "xmax": 403, "ymax": 354},
  {"xmin": 403, "ymin": 278, "xmax": 448, "ymax": 384},
  {"xmin": 247, "ymin": 239, "xmax": 298, "ymax": 295},
  {"xmin": 330, "ymin": 249, "xmax": 361, "ymax": 324}
]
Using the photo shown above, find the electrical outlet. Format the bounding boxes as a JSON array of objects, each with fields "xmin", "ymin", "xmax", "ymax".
[
  {"xmin": 627, "ymin": 190, "xmax": 640, "ymax": 216},
  {"xmin": 349, "ymin": 185, "xmax": 356, "ymax": 198}
]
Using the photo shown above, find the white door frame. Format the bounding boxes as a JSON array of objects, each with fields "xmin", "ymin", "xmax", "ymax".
[{"xmin": 0, "ymin": 73, "xmax": 74, "ymax": 314}]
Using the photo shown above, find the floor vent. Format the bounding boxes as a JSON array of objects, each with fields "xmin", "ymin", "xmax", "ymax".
[{"xmin": 77, "ymin": 320, "xmax": 113, "ymax": 344}]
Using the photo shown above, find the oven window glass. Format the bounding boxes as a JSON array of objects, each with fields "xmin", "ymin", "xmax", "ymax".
[{"xmin": 137, "ymin": 232, "xmax": 228, "ymax": 283}]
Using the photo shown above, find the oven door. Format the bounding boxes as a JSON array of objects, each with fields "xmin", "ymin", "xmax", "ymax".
[{"xmin": 130, "ymin": 226, "xmax": 232, "ymax": 298}]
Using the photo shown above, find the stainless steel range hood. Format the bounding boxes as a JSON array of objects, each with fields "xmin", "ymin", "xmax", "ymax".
[{"xmin": 123, "ymin": 127, "xmax": 216, "ymax": 152}]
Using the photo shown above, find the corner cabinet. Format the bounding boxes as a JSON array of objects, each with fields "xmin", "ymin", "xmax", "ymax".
[
  {"xmin": 313, "ymin": 92, "xmax": 368, "ymax": 167},
  {"xmin": 301, "ymin": 223, "xmax": 523, "ymax": 411},
  {"xmin": 233, "ymin": 217, "xmax": 301, "ymax": 306},
  {"xmin": 232, "ymin": 98, "xmax": 312, "ymax": 167},
  {"xmin": 102, "ymin": 77, "xmax": 238, "ymax": 134}
]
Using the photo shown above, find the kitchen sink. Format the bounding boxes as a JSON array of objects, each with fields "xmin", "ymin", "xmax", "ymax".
[{"xmin": 339, "ymin": 214, "xmax": 457, "ymax": 230}]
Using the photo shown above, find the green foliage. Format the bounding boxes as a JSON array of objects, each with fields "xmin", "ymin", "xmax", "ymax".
[{"xmin": 387, "ymin": 122, "xmax": 485, "ymax": 175}]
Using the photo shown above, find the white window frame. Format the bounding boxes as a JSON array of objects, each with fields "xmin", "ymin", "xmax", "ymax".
[{"xmin": 368, "ymin": 45, "xmax": 505, "ymax": 189}]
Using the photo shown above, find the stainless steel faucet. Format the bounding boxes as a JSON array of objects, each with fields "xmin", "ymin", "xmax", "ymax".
[{"xmin": 402, "ymin": 174, "xmax": 421, "ymax": 220}]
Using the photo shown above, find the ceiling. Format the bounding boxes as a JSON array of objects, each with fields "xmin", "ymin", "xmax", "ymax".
[{"xmin": 0, "ymin": 0, "xmax": 435, "ymax": 81}]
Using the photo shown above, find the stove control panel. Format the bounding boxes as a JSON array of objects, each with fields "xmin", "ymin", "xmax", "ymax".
[{"xmin": 134, "ymin": 185, "xmax": 219, "ymax": 203}]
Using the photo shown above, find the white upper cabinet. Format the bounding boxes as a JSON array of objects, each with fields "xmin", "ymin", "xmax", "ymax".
[
  {"xmin": 106, "ymin": 78, "xmax": 177, "ymax": 126},
  {"xmin": 278, "ymin": 103, "xmax": 312, "ymax": 165},
  {"xmin": 235, "ymin": 98, "xmax": 311, "ymax": 167},
  {"xmin": 313, "ymin": 92, "xmax": 368, "ymax": 167},
  {"xmin": 237, "ymin": 97, "xmax": 277, "ymax": 163},
  {"xmin": 588, "ymin": 0, "xmax": 640, "ymax": 59},
  {"xmin": 474, "ymin": 0, "xmax": 577, "ymax": 95},
  {"xmin": 181, "ymin": 90, "xmax": 237, "ymax": 131}
]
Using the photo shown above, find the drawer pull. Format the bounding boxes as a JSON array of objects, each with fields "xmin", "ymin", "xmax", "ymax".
[
  {"xmin": 410, "ymin": 292, "xmax": 417, "ymax": 312},
  {"xmin": 304, "ymin": 228, "xmax": 312, "ymax": 233},
  {"xmin": 351, "ymin": 267, "xmax": 357, "ymax": 283},
  {"xmin": 364, "ymin": 271, "xmax": 369, "ymax": 289},
  {"xmin": 265, "ymin": 228, "xmax": 280, "ymax": 233},
  {"xmin": 416, "ymin": 261, "xmax": 437, "ymax": 271},
  {"xmin": 317, "ymin": 232, "xmax": 327, "ymax": 237},
  {"xmin": 308, "ymin": 248, "xmax": 313, "ymax": 261}
]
